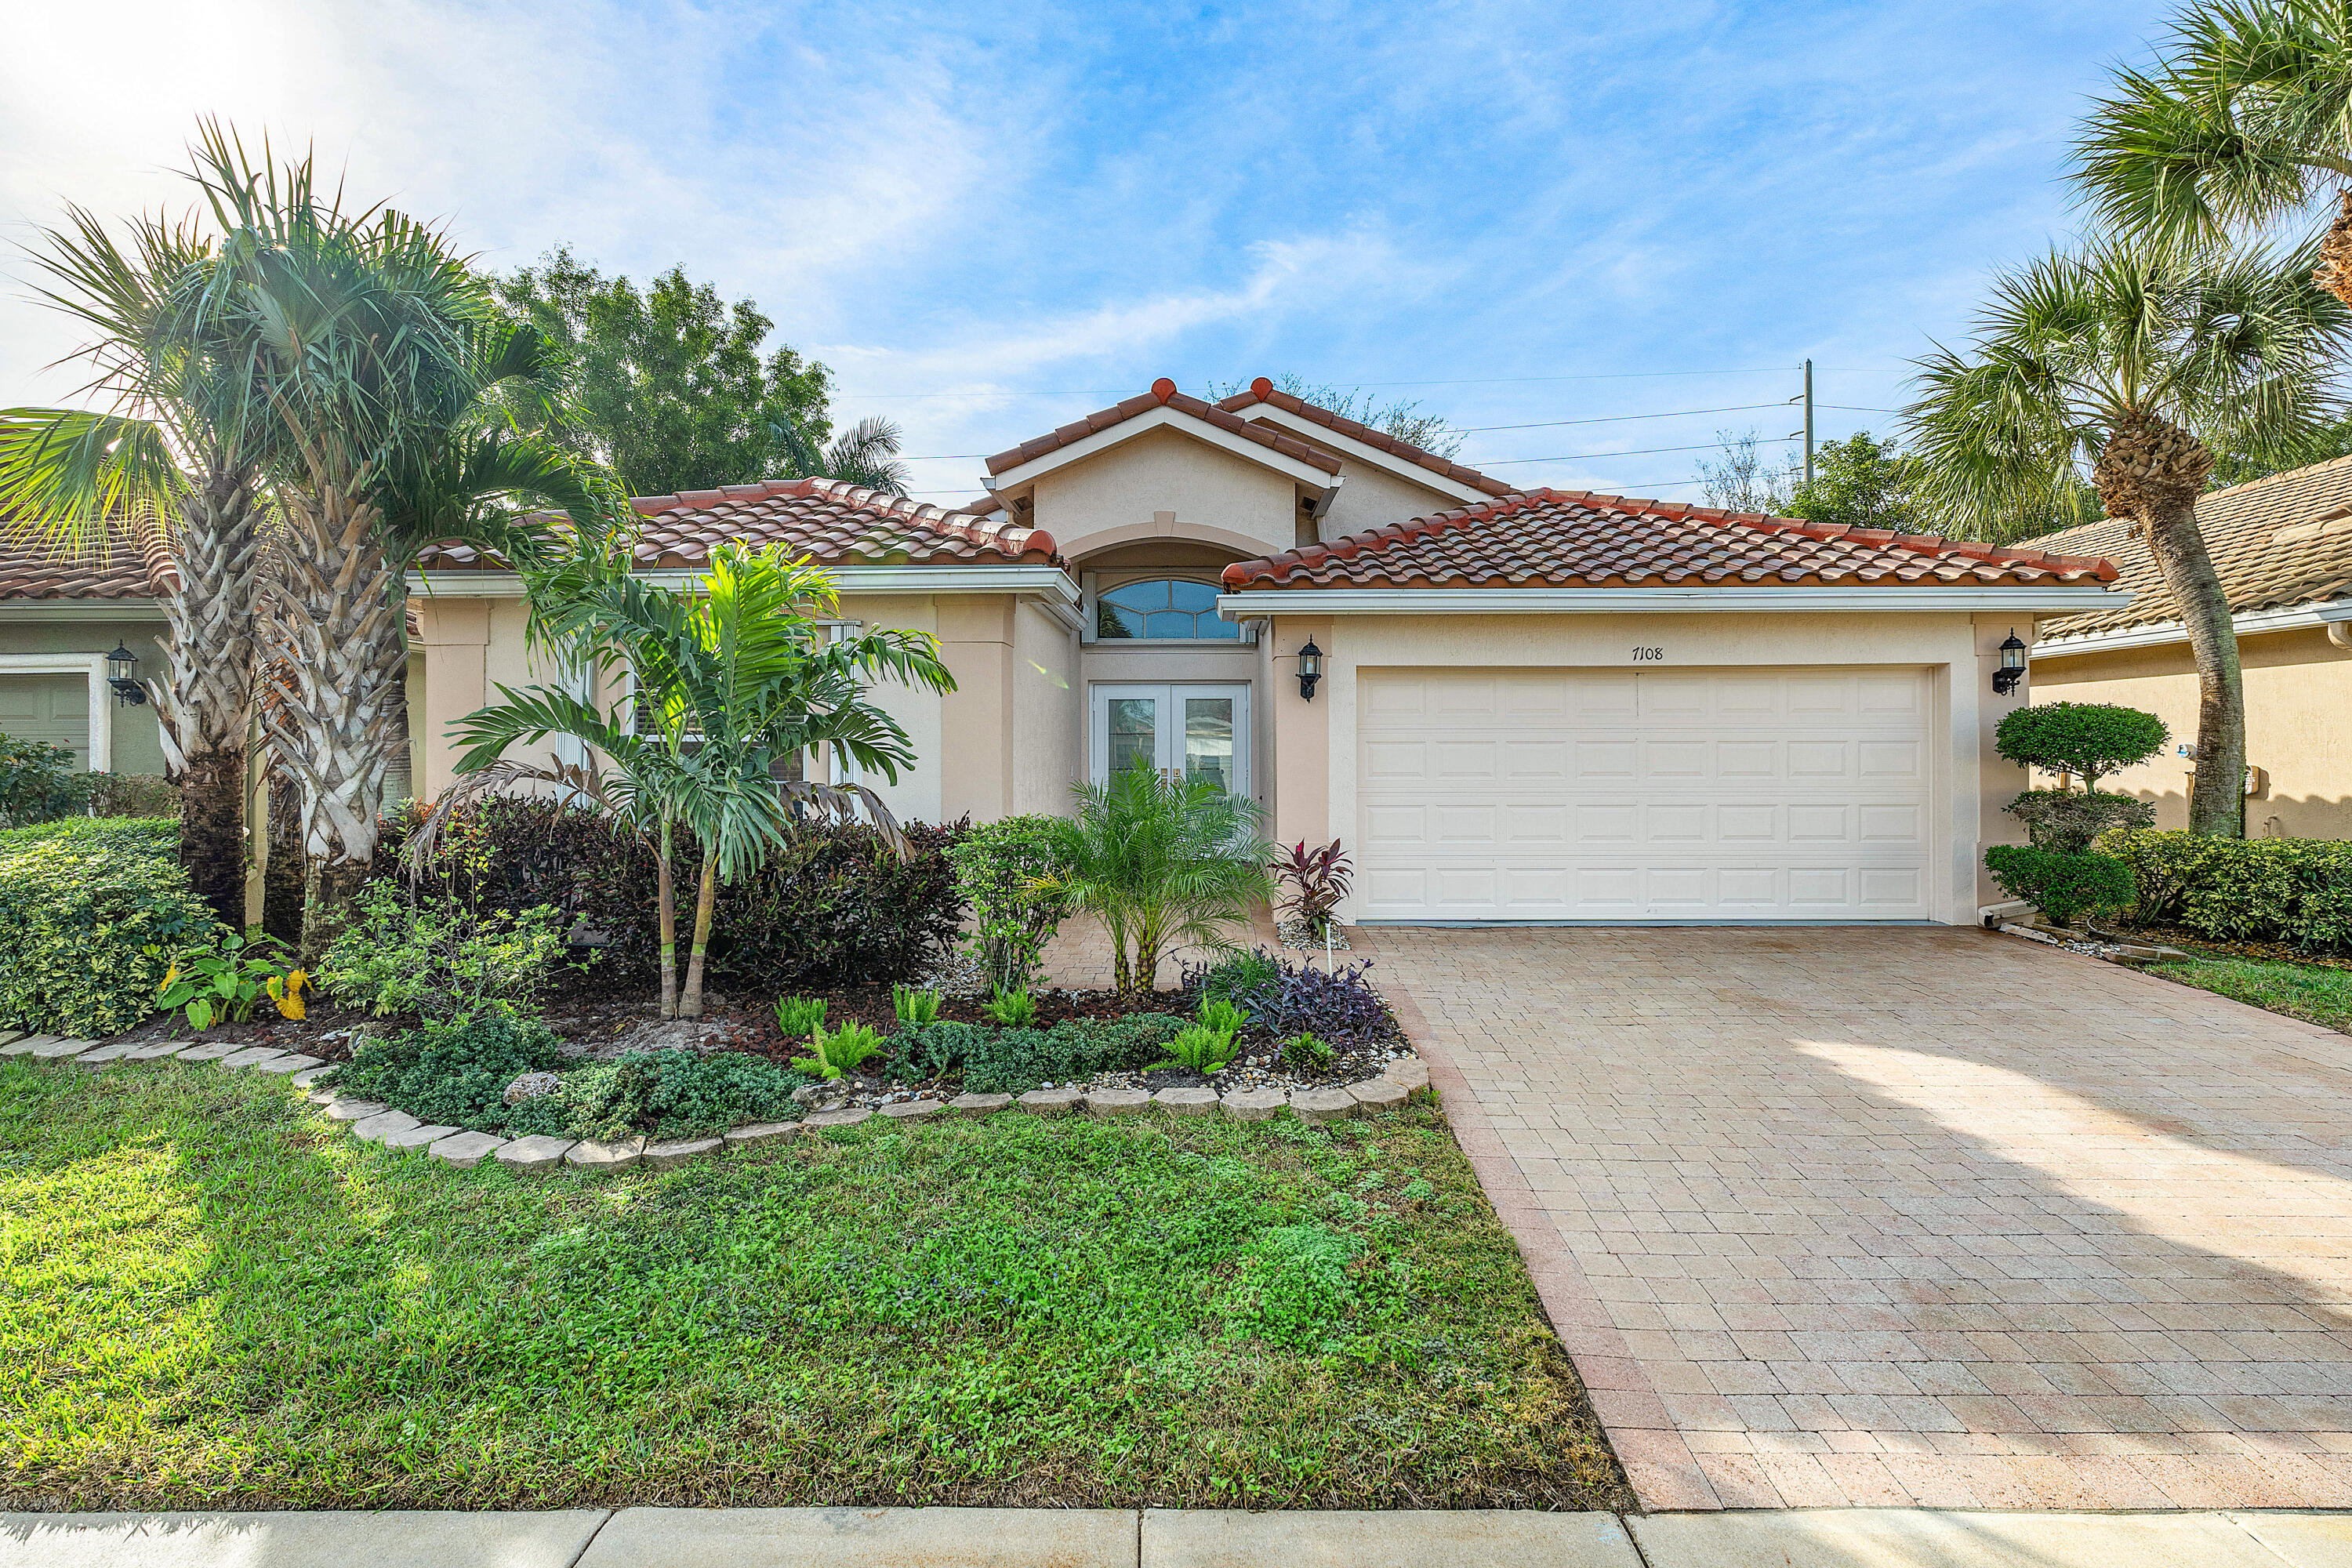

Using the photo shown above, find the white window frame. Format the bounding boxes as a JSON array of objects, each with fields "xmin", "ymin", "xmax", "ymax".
[
  {"xmin": 1082, "ymin": 573, "xmax": 1258, "ymax": 647},
  {"xmin": 0, "ymin": 653, "xmax": 111, "ymax": 771}
]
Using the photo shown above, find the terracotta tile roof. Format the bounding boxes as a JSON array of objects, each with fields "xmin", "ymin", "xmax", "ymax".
[
  {"xmin": 1221, "ymin": 488, "xmax": 2122, "ymax": 592},
  {"xmin": 984, "ymin": 379, "xmax": 1342, "ymax": 478},
  {"xmin": 1216, "ymin": 376, "xmax": 1513, "ymax": 497},
  {"xmin": 2034, "ymin": 455, "xmax": 2352, "ymax": 640},
  {"xmin": 416, "ymin": 477, "xmax": 1060, "ymax": 575},
  {"xmin": 0, "ymin": 522, "xmax": 174, "ymax": 600}
]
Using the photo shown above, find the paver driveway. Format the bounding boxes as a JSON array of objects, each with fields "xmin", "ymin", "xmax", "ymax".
[{"xmin": 1354, "ymin": 925, "xmax": 2352, "ymax": 1512}]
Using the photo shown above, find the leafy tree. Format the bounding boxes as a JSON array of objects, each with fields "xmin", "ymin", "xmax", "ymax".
[
  {"xmin": 1782, "ymin": 432, "xmax": 1924, "ymax": 530},
  {"xmin": 1211, "ymin": 374, "xmax": 1466, "ymax": 458},
  {"xmin": 495, "ymin": 249, "xmax": 837, "ymax": 497},
  {"xmin": 2207, "ymin": 408, "xmax": 2352, "ymax": 487},
  {"xmin": 1996, "ymin": 702, "xmax": 2170, "ymax": 793},
  {"xmin": 1904, "ymin": 237, "xmax": 2347, "ymax": 837},
  {"xmin": 2073, "ymin": 1, "xmax": 2352, "ymax": 307}
]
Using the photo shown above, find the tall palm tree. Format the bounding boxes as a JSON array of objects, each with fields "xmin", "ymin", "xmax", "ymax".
[
  {"xmin": 2073, "ymin": 2, "xmax": 2352, "ymax": 305},
  {"xmin": 775, "ymin": 413, "xmax": 913, "ymax": 495},
  {"xmin": 1904, "ymin": 237, "xmax": 2349, "ymax": 837},
  {"xmin": 0, "ymin": 205, "xmax": 272, "ymax": 926},
  {"xmin": 438, "ymin": 541, "xmax": 955, "ymax": 1018}
]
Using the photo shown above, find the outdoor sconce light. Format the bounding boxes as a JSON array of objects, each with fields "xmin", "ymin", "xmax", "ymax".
[
  {"xmin": 1297, "ymin": 639, "xmax": 1323, "ymax": 701},
  {"xmin": 104, "ymin": 643, "xmax": 147, "ymax": 707},
  {"xmin": 1991, "ymin": 630, "xmax": 2027, "ymax": 697}
]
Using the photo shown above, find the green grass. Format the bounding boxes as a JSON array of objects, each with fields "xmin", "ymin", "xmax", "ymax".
[
  {"xmin": 0, "ymin": 1060, "xmax": 1625, "ymax": 1512},
  {"xmin": 2147, "ymin": 955, "xmax": 2352, "ymax": 1035}
]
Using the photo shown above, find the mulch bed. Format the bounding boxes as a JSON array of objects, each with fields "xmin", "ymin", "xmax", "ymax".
[{"xmin": 2104, "ymin": 921, "xmax": 2352, "ymax": 972}]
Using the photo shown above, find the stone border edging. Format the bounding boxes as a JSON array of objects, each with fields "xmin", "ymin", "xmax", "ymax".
[{"xmin": 1, "ymin": 1029, "xmax": 1436, "ymax": 1179}]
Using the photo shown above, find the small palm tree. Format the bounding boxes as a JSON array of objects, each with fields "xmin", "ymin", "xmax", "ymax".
[
  {"xmin": 439, "ymin": 541, "xmax": 954, "ymax": 1018},
  {"xmin": 774, "ymin": 413, "xmax": 913, "ymax": 495},
  {"xmin": 2073, "ymin": 2, "xmax": 2352, "ymax": 304},
  {"xmin": 1043, "ymin": 759, "xmax": 1274, "ymax": 997},
  {"xmin": 1904, "ymin": 236, "xmax": 2349, "ymax": 837}
]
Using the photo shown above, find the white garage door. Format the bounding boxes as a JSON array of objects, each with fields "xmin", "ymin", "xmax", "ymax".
[{"xmin": 1359, "ymin": 668, "xmax": 1935, "ymax": 921}]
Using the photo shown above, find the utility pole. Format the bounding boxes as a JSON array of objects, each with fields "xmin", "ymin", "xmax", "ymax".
[{"xmin": 1802, "ymin": 358, "xmax": 1815, "ymax": 487}]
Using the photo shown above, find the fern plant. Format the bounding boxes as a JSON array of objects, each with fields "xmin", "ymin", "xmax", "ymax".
[
  {"xmin": 1283, "ymin": 1031, "xmax": 1334, "ymax": 1069},
  {"xmin": 793, "ymin": 1019, "xmax": 884, "ymax": 1080},
  {"xmin": 1154, "ymin": 1024, "xmax": 1240, "ymax": 1074},
  {"xmin": 775, "ymin": 995, "xmax": 827, "ymax": 1038},
  {"xmin": 892, "ymin": 982, "xmax": 942, "ymax": 1024},
  {"xmin": 982, "ymin": 983, "xmax": 1037, "ymax": 1025}
]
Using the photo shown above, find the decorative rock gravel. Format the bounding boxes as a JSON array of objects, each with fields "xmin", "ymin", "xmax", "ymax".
[
  {"xmin": 948, "ymin": 1092, "xmax": 1012, "ymax": 1116},
  {"xmin": 643, "ymin": 1135, "xmax": 722, "ymax": 1169},
  {"xmin": 1347, "ymin": 1078, "xmax": 1409, "ymax": 1112},
  {"xmin": 0, "ymin": 1035, "xmax": 53, "ymax": 1056},
  {"xmin": 503, "ymin": 1069, "xmax": 561, "ymax": 1106},
  {"xmin": 1017, "ymin": 1087, "xmax": 1083, "ymax": 1116},
  {"xmin": 30, "ymin": 1037, "xmax": 98, "ymax": 1060},
  {"xmin": 73, "ymin": 1043, "xmax": 145, "ymax": 1068},
  {"xmin": 383, "ymin": 1123, "xmax": 459, "ymax": 1152},
  {"xmin": 804, "ymin": 1106, "xmax": 874, "ymax": 1129},
  {"xmin": 565, "ymin": 1138, "xmax": 646, "ymax": 1171},
  {"xmin": 174, "ymin": 1039, "xmax": 241, "ymax": 1064},
  {"xmin": 1083, "ymin": 1087, "xmax": 1151, "ymax": 1117},
  {"xmin": 722, "ymin": 1121, "xmax": 800, "ymax": 1146},
  {"xmin": 289, "ymin": 1065, "xmax": 335, "ymax": 1089},
  {"xmin": 257, "ymin": 1053, "xmax": 323, "ymax": 1075},
  {"xmin": 324, "ymin": 1098, "xmax": 389, "ymax": 1123},
  {"xmin": 1290, "ymin": 1087, "xmax": 1357, "ymax": 1125},
  {"xmin": 1220, "ymin": 1087, "xmax": 1287, "ymax": 1121},
  {"xmin": 426, "ymin": 1130, "xmax": 507, "ymax": 1168},
  {"xmin": 495, "ymin": 1134, "xmax": 576, "ymax": 1174},
  {"xmin": 1154, "ymin": 1086, "xmax": 1220, "ymax": 1116},
  {"xmin": 220, "ymin": 1047, "xmax": 289, "ymax": 1071},
  {"xmin": 123, "ymin": 1040, "xmax": 196, "ymax": 1062},
  {"xmin": 353, "ymin": 1109, "xmax": 423, "ymax": 1143},
  {"xmin": 879, "ymin": 1098, "xmax": 946, "ymax": 1122},
  {"xmin": 1383, "ymin": 1058, "xmax": 1431, "ymax": 1095}
]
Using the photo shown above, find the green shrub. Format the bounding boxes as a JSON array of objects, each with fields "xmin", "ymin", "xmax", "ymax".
[
  {"xmin": 1283, "ymin": 1032, "xmax": 1334, "ymax": 1069},
  {"xmin": 0, "ymin": 816, "xmax": 216, "ymax": 1036},
  {"xmin": 0, "ymin": 734, "xmax": 89, "ymax": 828},
  {"xmin": 1995, "ymin": 702, "xmax": 2168, "ymax": 791},
  {"xmin": 1221, "ymin": 1223, "xmax": 1366, "ymax": 1352},
  {"xmin": 532, "ymin": 1050, "xmax": 810, "ymax": 1142},
  {"xmin": 2098, "ymin": 828, "xmax": 2352, "ymax": 949},
  {"xmin": 888, "ymin": 1020, "xmax": 985, "ymax": 1081},
  {"xmin": 84, "ymin": 773, "xmax": 180, "ymax": 819},
  {"xmin": 1984, "ymin": 844, "xmax": 2136, "ymax": 927},
  {"xmin": 1155, "ymin": 1024, "xmax": 1240, "ymax": 1073},
  {"xmin": 945, "ymin": 813, "xmax": 1070, "ymax": 992},
  {"xmin": 892, "ymin": 982, "xmax": 942, "ymax": 1024},
  {"xmin": 320, "ymin": 880, "xmax": 572, "ymax": 1022},
  {"xmin": 328, "ymin": 1011, "xmax": 566, "ymax": 1131},
  {"xmin": 1189, "ymin": 949, "xmax": 1281, "ymax": 1011},
  {"xmin": 774, "ymin": 995, "xmax": 827, "ymax": 1037},
  {"xmin": 961, "ymin": 1012, "xmax": 1188, "ymax": 1094},
  {"xmin": 2003, "ymin": 789, "xmax": 2155, "ymax": 854}
]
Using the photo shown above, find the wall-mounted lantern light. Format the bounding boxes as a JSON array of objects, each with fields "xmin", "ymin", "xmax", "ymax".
[
  {"xmin": 1991, "ymin": 630, "xmax": 2027, "ymax": 697},
  {"xmin": 105, "ymin": 643, "xmax": 147, "ymax": 707},
  {"xmin": 1297, "ymin": 639, "xmax": 1323, "ymax": 701}
]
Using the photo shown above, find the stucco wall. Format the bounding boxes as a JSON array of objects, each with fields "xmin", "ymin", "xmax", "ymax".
[
  {"xmin": 833, "ymin": 593, "xmax": 945, "ymax": 826},
  {"xmin": 2031, "ymin": 625, "xmax": 2352, "ymax": 838},
  {"xmin": 1314, "ymin": 459, "xmax": 1459, "ymax": 543},
  {"xmin": 1012, "ymin": 597, "xmax": 1080, "ymax": 816},
  {"xmin": 1302, "ymin": 610, "xmax": 2001, "ymax": 926},
  {"xmin": 0, "ymin": 611, "xmax": 172, "ymax": 775},
  {"xmin": 1032, "ymin": 427, "xmax": 1300, "ymax": 561}
]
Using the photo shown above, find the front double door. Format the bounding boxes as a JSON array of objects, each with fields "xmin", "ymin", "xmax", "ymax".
[{"xmin": 1090, "ymin": 683, "xmax": 1251, "ymax": 797}]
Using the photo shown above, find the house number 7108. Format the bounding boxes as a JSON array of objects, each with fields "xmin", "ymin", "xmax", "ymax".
[{"xmin": 1631, "ymin": 646, "xmax": 1664, "ymax": 662}]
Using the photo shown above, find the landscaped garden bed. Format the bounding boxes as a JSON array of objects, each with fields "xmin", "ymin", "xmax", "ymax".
[{"xmin": 0, "ymin": 1051, "xmax": 1630, "ymax": 1513}]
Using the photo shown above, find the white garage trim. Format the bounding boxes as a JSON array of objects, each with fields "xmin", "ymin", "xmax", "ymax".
[{"xmin": 0, "ymin": 653, "xmax": 111, "ymax": 771}]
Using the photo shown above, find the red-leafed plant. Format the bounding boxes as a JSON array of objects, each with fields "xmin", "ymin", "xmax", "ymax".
[{"xmin": 1273, "ymin": 838, "xmax": 1352, "ymax": 936}]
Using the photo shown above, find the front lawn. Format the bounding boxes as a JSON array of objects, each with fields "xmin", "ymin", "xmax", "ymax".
[
  {"xmin": 2144, "ymin": 954, "xmax": 2352, "ymax": 1036},
  {"xmin": 0, "ymin": 1060, "xmax": 1625, "ymax": 1512}
]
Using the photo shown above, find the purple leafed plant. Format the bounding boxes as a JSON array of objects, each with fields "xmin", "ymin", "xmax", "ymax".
[{"xmin": 1229, "ymin": 954, "xmax": 1392, "ymax": 1049}]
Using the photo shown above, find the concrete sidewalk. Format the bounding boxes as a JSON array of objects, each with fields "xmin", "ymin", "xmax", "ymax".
[{"xmin": 8, "ymin": 1507, "xmax": 2351, "ymax": 1566}]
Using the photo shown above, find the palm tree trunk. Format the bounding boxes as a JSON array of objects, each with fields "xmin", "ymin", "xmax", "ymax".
[
  {"xmin": 2094, "ymin": 413, "xmax": 2243, "ymax": 837},
  {"xmin": 261, "ymin": 760, "xmax": 307, "ymax": 946},
  {"xmin": 152, "ymin": 463, "xmax": 263, "ymax": 927},
  {"xmin": 263, "ymin": 480, "xmax": 408, "ymax": 963},
  {"xmin": 681, "ymin": 843, "xmax": 720, "ymax": 1018},
  {"xmin": 656, "ymin": 819, "xmax": 678, "ymax": 1018}
]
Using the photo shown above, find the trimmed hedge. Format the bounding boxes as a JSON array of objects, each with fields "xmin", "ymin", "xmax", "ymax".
[
  {"xmin": 1985, "ymin": 844, "xmax": 2135, "ymax": 927},
  {"xmin": 0, "ymin": 817, "xmax": 217, "ymax": 1036},
  {"xmin": 2097, "ymin": 829, "xmax": 2352, "ymax": 950}
]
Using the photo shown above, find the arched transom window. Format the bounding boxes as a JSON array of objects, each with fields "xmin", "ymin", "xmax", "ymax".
[{"xmin": 1094, "ymin": 578, "xmax": 1240, "ymax": 641}]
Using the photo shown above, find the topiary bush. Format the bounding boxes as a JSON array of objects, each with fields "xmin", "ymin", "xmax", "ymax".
[
  {"xmin": 2004, "ymin": 789, "xmax": 2156, "ymax": 854},
  {"xmin": 1995, "ymin": 702, "xmax": 2168, "ymax": 792},
  {"xmin": 0, "ymin": 816, "xmax": 216, "ymax": 1036},
  {"xmin": 2098, "ymin": 828, "xmax": 2352, "ymax": 950},
  {"xmin": 1984, "ymin": 844, "xmax": 2136, "ymax": 927}
]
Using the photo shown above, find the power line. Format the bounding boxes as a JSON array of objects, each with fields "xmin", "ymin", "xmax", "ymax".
[
  {"xmin": 1461, "ymin": 401, "xmax": 1783, "ymax": 434},
  {"xmin": 1472, "ymin": 437, "xmax": 1798, "ymax": 466},
  {"xmin": 848, "ymin": 365, "xmax": 1912, "ymax": 400}
]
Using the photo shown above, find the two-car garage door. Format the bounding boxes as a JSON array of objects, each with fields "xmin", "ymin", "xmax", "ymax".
[{"xmin": 1358, "ymin": 668, "xmax": 1935, "ymax": 921}]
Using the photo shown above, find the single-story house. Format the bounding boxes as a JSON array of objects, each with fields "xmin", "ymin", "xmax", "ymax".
[
  {"xmin": 2030, "ymin": 456, "xmax": 2352, "ymax": 838},
  {"xmin": 0, "ymin": 377, "xmax": 2128, "ymax": 926}
]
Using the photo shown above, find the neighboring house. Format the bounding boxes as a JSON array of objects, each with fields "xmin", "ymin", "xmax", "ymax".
[
  {"xmin": 2031, "ymin": 456, "xmax": 2352, "ymax": 839},
  {"xmin": 0, "ymin": 526, "xmax": 175, "ymax": 777},
  {"xmin": 0, "ymin": 376, "xmax": 2127, "ymax": 926}
]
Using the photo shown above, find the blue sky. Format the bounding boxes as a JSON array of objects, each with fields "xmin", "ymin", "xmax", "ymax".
[{"xmin": 1, "ymin": 0, "xmax": 2174, "ymax": 506}]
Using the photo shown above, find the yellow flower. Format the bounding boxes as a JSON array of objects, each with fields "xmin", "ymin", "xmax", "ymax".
[
  {"xmin": 157, "ymin": 962, "xmax": 180, "ymax": 996},
  {"xmin": 270, "ymin": 969, "xmax": 309, "ymax": 1020}
]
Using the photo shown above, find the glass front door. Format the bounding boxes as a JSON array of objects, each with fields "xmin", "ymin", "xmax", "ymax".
[{"xmin": 1090, "ymin": 683, "xmax": 1250, "ymax": 797}]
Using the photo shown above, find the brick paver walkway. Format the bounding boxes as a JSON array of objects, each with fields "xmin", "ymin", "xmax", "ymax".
[{"xmin": 1353, "ymin": 925, "xmax": 2352, "ymax": 1512}]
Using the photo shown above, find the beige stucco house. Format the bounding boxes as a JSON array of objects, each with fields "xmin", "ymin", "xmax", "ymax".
[
  {"xmin": 2029, "ymin": 456, "xmax": 2352, "ymax": 839},
  {"xmin": 0, "ymin": 377, "xmax": 2129, "ymax": 926}
]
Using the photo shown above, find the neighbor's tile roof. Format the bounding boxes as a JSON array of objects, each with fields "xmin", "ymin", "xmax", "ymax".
[
  {"xmin": 416, "ymin": 477, "xmax": 1060, "ymax": 575},
  {"xmin": 1215, "ymin": 376, "xmax": 1513, "ymax": 497},
  {"xmin": 1221, "ymin": 489, "xmax": 2122, "ymax": 591},
  {"xmin": 985, "ymin": 379, "xmax": 1342, "ymax": 478},
  {"xmin": 0, "ymin": 523, "xmax": 173, "ymax": 600},
  {"xmin": 2034, "ymin": 454, "xmax": 2352, "ymax": 639}
]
